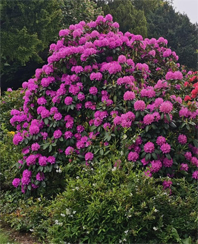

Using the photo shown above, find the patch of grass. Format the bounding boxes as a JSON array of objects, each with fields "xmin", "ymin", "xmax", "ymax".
[{"xmin": 0, "ymin": 229, "xmax": 19, "ymax": 244}]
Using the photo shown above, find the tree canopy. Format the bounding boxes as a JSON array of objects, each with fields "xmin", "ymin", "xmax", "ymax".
[
  {"xmin": 147, "ymin": 1, "xmax": 198, "ymax": 70},
  {"xmin": 1, "ymin": 0, "xmax": 62, "ymax": 67},
  {"xmin": 96, "ymin": 0, "xmax": 147, "ymax": 37},
  {"xmin": 1, "ymin": 0, "xmax": 104, "ymax": 92},
  {"xmin": 61, "ymin": 0, "xmax": 103, "ymax": 28}
]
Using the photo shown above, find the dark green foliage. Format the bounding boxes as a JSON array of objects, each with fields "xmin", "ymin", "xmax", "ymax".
[
  {"xmin": 0, "ymin": 89, "xmax": 24, "ymax": 134},
  {"xmin": 0, "ymin": 131, "xmax": 22, "ymax": 191},
  {"xmin": 1, "ymin": 0, "xmax": 62, "ymax": 67},
  {"xmin": 147, "ymin": 1, "xmax": 198, "ymax": 70},
  {"xmin": 1, "ymin": 164, "xmax": 197, "ymax": 243},
  {"xmin": 61, "ymin": 0, "xmax": 104, "ymax": 28},
  {"xmin": 132, "ymin": 0, "xmax": 162, "ymax": 16},
  {"xmin": 0, "ymin": 90, "xmax": 24, "ymax": 189},
  {"xmin": 100, "ymin": 0, "xmax": 147, "ymax": 37},
  {"xmin": 1, "ymin": 0, "xmax": 62, "ymax": 91}
]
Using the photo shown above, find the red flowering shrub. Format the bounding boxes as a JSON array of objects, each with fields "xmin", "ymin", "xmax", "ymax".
[
  {"xmin": 184, "ymin": 71, "xmax": 198, "ymax": 101},
  {"xmin": 10, "ymin": 15, "xmax": 198, "ymax": 195}
]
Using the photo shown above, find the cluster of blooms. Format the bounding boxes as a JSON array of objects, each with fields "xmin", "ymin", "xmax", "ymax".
[
  {"xmin": 184, "ymin": 71, "xmax": 198, "ymax": 101},
  {"xmin": 10, "ymin": 14, "xmax": 198, "ymax": 193}
]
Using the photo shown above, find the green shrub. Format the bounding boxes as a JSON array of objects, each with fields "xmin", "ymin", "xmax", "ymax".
[
  {"xmin": 1, "ymin": 162, "xmax": 197, "ymax": 243},
  {"xmin": 44, "ymin": 163, "xmax": 198, "ymax": 243},
  {"xmin": 0, "ymin": 129, "xmax": 22, "ymax": 190},
  {"xmin": 0, "ymin": 89, "xmax": 24, "ymax": 137},
  {"xmin": 0, "ymin": 191, "xmax": 50, "ymax": 241},
  {"xmin": 0, "ymin": 89, "xmax": 24, "ymax": 190}
]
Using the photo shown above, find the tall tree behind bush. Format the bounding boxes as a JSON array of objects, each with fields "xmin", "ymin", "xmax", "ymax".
[
  {"xmin": 1, "ymin": 0, "xmax": 63, "ymax": 91},
  {"xmin": 96, "ymin": 0, "xmax": 147, "ymax": 37},
  {"xmin": 1, "ymin": 0, "xmax": 104, "ymax": 92},
  {"xmin": 146, "ymin": 1, "xmax": 198, "ymax": 70},
  {"xmin": 61, "ymin": 0, "xmax": 103, "ymax": 28}
]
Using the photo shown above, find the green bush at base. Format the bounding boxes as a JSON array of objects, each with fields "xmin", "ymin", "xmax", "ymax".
[{"xmin": 45, "ymin": 164, "xmax": 197, "ymax": 243}]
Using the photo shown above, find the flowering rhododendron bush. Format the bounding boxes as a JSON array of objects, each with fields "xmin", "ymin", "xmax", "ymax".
[{"xmin": 11, "ymin": 15, "xmax": 198, "ymax": 194}]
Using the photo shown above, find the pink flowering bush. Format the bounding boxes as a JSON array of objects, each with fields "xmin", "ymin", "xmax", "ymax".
[{"xmin": 10, "ymin": 15, "xmax": 198, "ymax": 194}]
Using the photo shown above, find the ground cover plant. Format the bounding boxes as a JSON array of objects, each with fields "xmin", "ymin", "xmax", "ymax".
[{"xmin": 1, "ymin": 14, "xmax": 198, "ymax": 243}]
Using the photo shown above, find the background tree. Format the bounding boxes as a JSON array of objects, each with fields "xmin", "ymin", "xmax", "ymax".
[
  {"xmin": 1, "ymin": 0, "xmax": 63, "ymax": 92},
  {"xmin": 146, "ymin": 1, "xmax": 198, "ymax": 70},
  {"xmin": 61, "ymin": 0, "xmax": 103, "ymax": 28},
  {"xmin": 131, "ymin": 0, "xmax": 162, "ymax": 16},
  {"xmin": 98, "ymin": 0, "xmax": 147, "ymax": 36},
  {"xmin": 1, "ymin": 0, "xmax": 104, "ymax": 92}
]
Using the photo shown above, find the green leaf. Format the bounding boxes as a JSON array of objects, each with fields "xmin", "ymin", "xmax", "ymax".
[
  {"xmin": 166, "ymin": 113, "xmax": 171, "ymax": 122},
  {"xmin": 27, "ymin": 185, "xmax": 32, "ymax": 191},
  {"xmin": 43, "ymin": 143, "xmax": 49, "ymax": 149},
  {"xmin": 152, "ymin": 153, "xmax": 157, "ymax": 160},
  {"xmin": 182, "ymin": 237, "xmax": 192, "ymax": 244},
  {"xmin": 170, "ymin": 227, "xmax": 181, "ymax": 243},
  {"xmin": 41, "ymin": 181, "xmax": 46, "ymax": 188},
  {"xmin": 136, "ymin": 111, "xmax": 140, "ymax": 117},
  {"xmin": 145, "ymin": 154, "xmax": 151, "ymax": 161},
  {"xmin": 166, "ymin": 154, "xmax": 171, "ymax": 160},
  {"xmin": 170, "ymin": 122, "xmax": 177, "ymax": 128},
  {"xmin": 193, "ymin": 139, "xmax": 198, "ymax": 148},
  {"xmin": 44, "ymin": 118, "xmax": 49, "ymax": 125}
]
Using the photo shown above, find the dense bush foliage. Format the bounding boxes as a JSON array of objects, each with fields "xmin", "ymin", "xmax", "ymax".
[
  {"xmin": 9, "ymin": 15, "xmax": 198, "ymax": 196},
  {"xmin": 0, "ymin": 89, "xmax": 24, "ymax": 135},
  {"xmin": 1, "ymin": 166, "xmax": 197, "ymax": 243},
  {"xmin": 0, "ymin": 89, "xmax": 24, "ymax": 189},
  {"xmin": 0, "ymin": 130, "xmax": 22, "ymax": 190},
  {"xmin": 45, "ymin": 166, "xmax": 198, "ymax": 243}
]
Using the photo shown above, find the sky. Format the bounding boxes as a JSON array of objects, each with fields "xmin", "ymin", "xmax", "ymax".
[{"xmin": 172, "ymin": 0, "xmax": 198, "ymax": 24}]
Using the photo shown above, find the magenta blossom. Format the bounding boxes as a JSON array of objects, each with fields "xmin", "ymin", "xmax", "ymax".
[
  {"xmin": 13, "ymin": 134, "xmax": 23, "ymax": 145},
  {"xmin": 64, "ymin": 96, "xmax": 73, "ymax": 105},
  {"xmin": 144, "ymin": 142, "xmax": 155, "ymax": 153},
  {"xmin": 12, "ymin": 178, "xmax": 21, "ymax": 188},
  {"xmin": 29, "ymin": 125, "xmax": 39, "ymax": 135},
  {"xmin": 48, "ymin": 156, "xmax": 56, "ymax": 164},
  {"xmin": 160, "ymin": 143, "xmax": 171, "ymax": 154},
  {"xmin": 64, "ymin": 131, "xmax": 73, "ymax": 139},
  {"xmin": 123, "ymin": 91, "xmax": 135, "ymax": 100},
  {"xmin": 192, "ymin": 171, "xmax": 198, "ymax": 180},
  {"xmin": 143, "ymin": 114, "xmax": 154, "ymax": 125},
  {"xmin": 184, "ymin": 152, "xmax": 192, "ymax": 161},
  {"xmin": 31, "ymin": 143, "xmax": 40, "ymax": 151},
  {"xmin": 89, "ymin": 86, "xmax": 98, "ymax": 95},
  {"xmin": 156, "ymin": 136, "xmax": 166, "ymax": 146},
  {"xmin": 163, "ymin": 158, "xmax": 173, "ymax": 167},
  {"xmin": 36, "ymin": 172, "xmax": 45, "ymax": 181},
  {"xmin": 65, "ymin": 146, "xmax": 74, "ymax": 156},
  {"xmin": 53, "ymin": 130, "xmax": 62, "ymax": 139},
  {"xmin": 85, "ymin": 152, "xmax": 94, "ymax": 161},
  {"xmin": 159, "ymin": 101, "xmax": 173, "ymax": 113},
  {"xmin": 54, "ymin": 113, "xmax": 62, "ymax": 121},
  {"xmin": 128, "ymin": 152, "xmax": 139, "ymax": 162},
  {"xmin": 150, "ymin": 160, "xmax": 162, "ymax": 173},
  {"xmin": 163, "ymin": 180, "xmax": 172, "ymax": 189},
  {"xmin": 134, "ymin": 100, "xmax": 146, "ymax": 111},
  {"xmin": 178, "ymin": 134, "xmax": 187, "ymax": 144},
  {"xmin": 180, "ymin": 163, "xmax": 189, "ymax": 171},
  {"xmin": 38, "ymin": 156, "xmax": 48, "ymax": 166}
]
